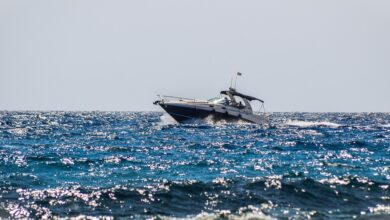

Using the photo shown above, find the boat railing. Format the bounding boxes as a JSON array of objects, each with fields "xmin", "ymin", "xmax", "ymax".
[{"xmin": 159, "ymin": 95, "xmax": 209, "ymax": 104}]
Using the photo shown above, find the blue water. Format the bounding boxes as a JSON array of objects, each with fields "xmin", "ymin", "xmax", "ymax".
[{"xmin": 0, "ymin": 111, "xmax": 389, "ymax": 219}]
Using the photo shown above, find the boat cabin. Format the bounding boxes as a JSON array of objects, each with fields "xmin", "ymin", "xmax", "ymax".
[{"xmin": 209, "ymin": 88, "xmax": 264, "ymax": 112}]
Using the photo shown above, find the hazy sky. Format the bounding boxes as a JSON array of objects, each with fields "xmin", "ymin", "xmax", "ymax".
[{"xmin": 1, "ymin": 0, "xmax": 389, "ymax": 112}]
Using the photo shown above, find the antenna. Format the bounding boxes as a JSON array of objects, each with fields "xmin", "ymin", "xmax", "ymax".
[
  {"xmin": 234, "ymin": 72, "xmax": 242, "ymax": 90},
  {"xmin": 234, "ymin": 74, "xmax": 238, "ymax": 89}
]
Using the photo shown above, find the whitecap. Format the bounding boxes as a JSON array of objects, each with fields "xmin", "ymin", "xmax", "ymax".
[
  {"xmin": 160, "ymin": 207, "xmax": 275, "ymax": 220},
  {"xmin": 104, "ymin": 156, "xmax": 121, "ymax": 164},
  {"xmin": 8, "ymin": 128, "xmax": 28, "ymax": 136},
  {"xmin": 61, "ymin": 158, "xmax": 75, "ymax": 165},
  {"xmin": 319, "ymin": 177, "xmax": 350, "ymax": 185},
  {"xmin": 285, "ymin": 120, "xmax": 341, "ymax": 128},
  {"xmin": 369, "ymin": 204, "xmax": 390, "ymax": 214}
]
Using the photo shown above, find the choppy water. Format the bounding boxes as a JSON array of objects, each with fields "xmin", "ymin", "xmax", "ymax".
[{"xmin": 0, "ymin": 111, "xmax": 389, "ymax": 219}]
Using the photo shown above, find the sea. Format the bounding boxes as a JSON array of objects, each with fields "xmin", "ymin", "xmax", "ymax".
[{"xmin": 0, "ymin": 111, "xmax": 389, "ymax": 219}]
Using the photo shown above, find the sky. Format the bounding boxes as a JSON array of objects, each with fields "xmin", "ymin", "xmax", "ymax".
[{"xmin": 1, "ymin": 0, "xmax": 389, "ymax": 112}]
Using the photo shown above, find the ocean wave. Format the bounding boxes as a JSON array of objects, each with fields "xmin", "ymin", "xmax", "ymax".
[
  {"xmin": 2, "ymin": 176, "xmax": 387, "ymax": 218},
  {"xmin": 160, "ymin": 206, "xmax": 275, "ymax": 220}
]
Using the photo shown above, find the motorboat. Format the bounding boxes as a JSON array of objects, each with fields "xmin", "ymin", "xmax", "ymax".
[{"xmin": 153, "ymin": 81, "xmax": 266, "ymax": 124}]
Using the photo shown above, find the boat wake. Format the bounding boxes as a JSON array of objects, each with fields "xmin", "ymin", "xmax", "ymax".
[
  {"xmin": 158, "ymin": 113, "xmax": 253, "ymax": 126},
  {"xmin": 203, "ymin": 115, "xmax": 251, "ymax": 125}
]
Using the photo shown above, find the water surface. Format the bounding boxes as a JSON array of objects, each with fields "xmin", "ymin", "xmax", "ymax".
[{"xmin": 0, "ymin": 111, "xmax": 389, "ymax": 219}]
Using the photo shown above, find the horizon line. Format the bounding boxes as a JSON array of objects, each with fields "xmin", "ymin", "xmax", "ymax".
[{"xmin": 0, "ymin": 109, "xmax": 389, "ymax": 114}]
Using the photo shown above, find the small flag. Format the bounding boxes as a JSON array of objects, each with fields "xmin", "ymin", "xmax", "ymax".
[{"xmin": 237, "ymin": 72, "xmax": 242, "ymax": 76}]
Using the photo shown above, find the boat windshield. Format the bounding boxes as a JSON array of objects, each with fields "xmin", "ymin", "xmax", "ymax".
[{"xmin": 208, "ymin": 97, "xmax": 227, "ymax": 105}]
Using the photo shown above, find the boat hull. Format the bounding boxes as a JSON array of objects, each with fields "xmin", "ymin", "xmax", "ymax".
[{"xmin": 157, "ymin": 102, "xmax": 263, "ymax": 124}]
